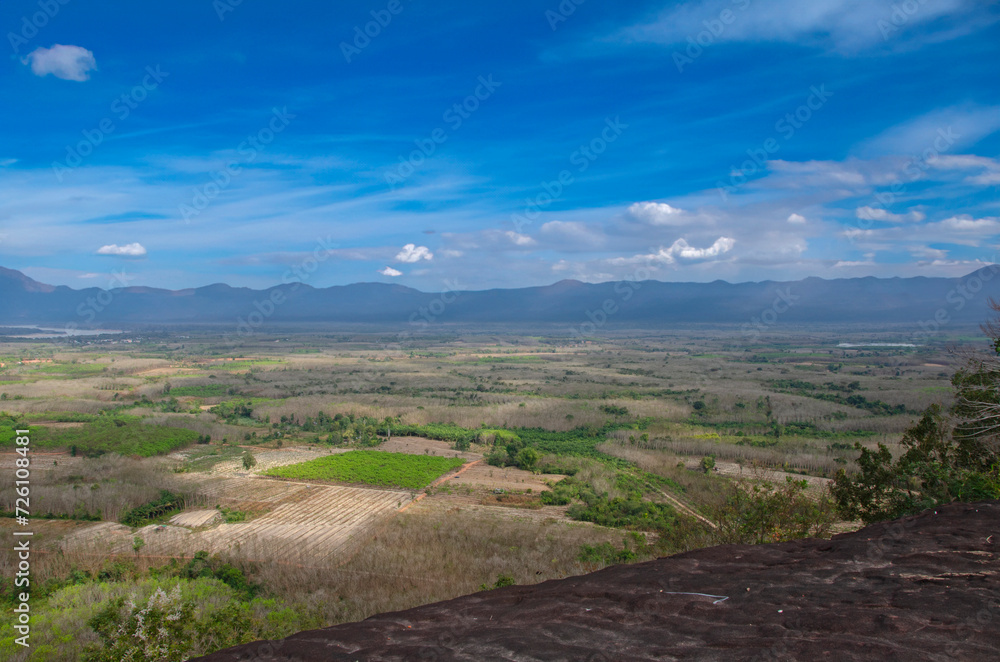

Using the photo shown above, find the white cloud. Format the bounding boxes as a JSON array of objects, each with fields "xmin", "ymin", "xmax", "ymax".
[
  {"xmin": 787, "ymin": 213, "xmax": 807, "ymax": 224},
  {"xmin": 96, "ymin": 242, "xmax": 146, "ymax": 257},
  {"xmin": 395, "ymin": 243, "xmax": 433, "ymax": 263},
  {"xmin": 639, "ymin": 236, "xmax": 736, "ymax": 264},
  {"xmin": 939, "ymin": 216, "xmax": 1000, "ymax": 233},
  {"xmin": 908, "ymin": 246, "xmax": 949, "ymax": 260},
  {"xmin": 834, "ymin": 253, "xmax": 876, "ymax": 268},
  {"xmin": 378, "ymin": 266, "xmax": 402, "ymax": 277},
  {"xmin": 440, "ymin": 249, "xmax": 464, "ymax": 258},
  {"xmin": 505, "ymin": 231, "xmax": 535, "ymax": 246},
  {"xmin": 0, "ymin": 158, "xmax": 17, "ymax": 167},
  {"xmin": 627, "ymin": 201, "xmax": 685, "ymax": 225},
  {"xmin": 669, "ymin": 236, "xmax": 736, "ymax": 260},
  {"xmin": 928, "ymin": 154, "xmax": 1000, "ymax": 186},
  {"xmin": 22, "ymin": 45, "xmax": 97, "ymax": 82},
  {"xmin": 855, "ymin": 206, "xmax": 925, "ymax": 223}
]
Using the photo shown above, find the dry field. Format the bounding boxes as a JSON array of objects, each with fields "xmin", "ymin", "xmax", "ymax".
[
  {"xmin": 0, "ymin": 327, "xmax": 978, "ymax": 646},
  {"xmin": 61, "ymin": 476, "xmax": 412, "ymax": 566}
]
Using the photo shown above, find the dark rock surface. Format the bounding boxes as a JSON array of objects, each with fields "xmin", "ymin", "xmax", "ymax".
[{"xmin": 191, "ymin": 502, "xmax": 999, "ymax": 661}]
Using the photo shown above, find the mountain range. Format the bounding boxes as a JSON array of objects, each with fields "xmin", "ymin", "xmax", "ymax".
[{"xmin": 1, "ymin": 266, "xmax": 998, "ymax": 335}]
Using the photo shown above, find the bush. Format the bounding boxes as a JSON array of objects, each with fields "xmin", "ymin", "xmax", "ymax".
[
  {"xmin": 477, "ymin": 574, "xmax": 516, "ymax": 591},
  {"xmin": 831, "ymin": 405, "xmax": 1000, "ymax": 524},
  {"xmin": 83, "ymin": 585, "xmax": 195, "ymax": 662},
  {"xmin": 485, "ymin": 448, "xmax": 508, "ymax": 467},
  {"xmin": 120, "ymin": 490, "xmax": 184, "ymax": 527},
  {"xmin": 713, "ymin": 476, "xmax": 836, "ymax": 544},
  {"xmin": 515, "ymin": 447, "xmax": 540, "ymax": 471}
]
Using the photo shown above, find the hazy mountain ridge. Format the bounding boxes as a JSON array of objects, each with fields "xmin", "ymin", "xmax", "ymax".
[{"xmin": 1, "ymin": 266, "xmax": 997, "ymax": 329}]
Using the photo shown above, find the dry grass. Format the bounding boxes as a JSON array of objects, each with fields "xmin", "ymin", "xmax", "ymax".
[
  {"xmin": 595, "ymin": 442, "xmax": 730, "ymax": 512},
  {"xmin": 0, "ymin": 455, "xmax": 205, "ymax": 522},
  {"xmin": 245, "ymin": 506, "xmax": 629, "ymax": 626}
]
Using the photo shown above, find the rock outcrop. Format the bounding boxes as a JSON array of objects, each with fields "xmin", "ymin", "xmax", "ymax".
[{"xmin": 190, "ymin": 501, "xmax": 999, "ymax": 661}]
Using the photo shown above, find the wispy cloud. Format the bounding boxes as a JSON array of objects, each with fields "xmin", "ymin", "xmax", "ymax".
[{"xmin": 616, "ymin": 0, "xmax": 988, "ymax": 54}]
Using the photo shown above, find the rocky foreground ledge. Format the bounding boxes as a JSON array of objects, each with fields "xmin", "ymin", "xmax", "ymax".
[{"xmin": 191, "ymin": 502, "xmax": 999, "ymax": 661}]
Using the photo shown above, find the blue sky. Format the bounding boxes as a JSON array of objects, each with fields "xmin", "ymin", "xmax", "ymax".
[{"xmin": 1, "ymin": 0, "xmax": 998, "ymax": 291}]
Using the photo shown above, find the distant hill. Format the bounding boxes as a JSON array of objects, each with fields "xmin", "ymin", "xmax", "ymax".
[{"xmin": 1, "ymin": 265, "xmax": 998, "ymax": 333}]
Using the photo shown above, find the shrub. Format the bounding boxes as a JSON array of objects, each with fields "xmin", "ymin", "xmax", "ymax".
[
  {"xmin": 831, "ymin": 405, "xmax": 1000, "ymax": 524},
  {"xmin": 713, "ymin": 476, "xmax": 836, "ymax": 544},
  {"xmin": 120, "ymin": 490, "xmax": 184, "ymax": 527},
  {"xmin": 83, "ymin": 585, "xmax": 195, "ymax": 662},
  {"xmin": 478, "ymin": 574, "xmax": 516, "ymax": 591},
  {"xmin": 515, "ymin": 447, "xmax": 541, "ymax": 471}
]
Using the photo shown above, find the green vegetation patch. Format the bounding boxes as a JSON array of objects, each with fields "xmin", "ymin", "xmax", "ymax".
[
  {"xmin": 263, "ymin": 450, "xmax": 465, "ymax": 489},
  {"xmin": 168, "ymin": 383, "xmax": 232, "ymax": 398},
  {"xmin": 32, "ymin": 362, "xmax": 109, "ymax": 378},
  {"xmin": 120, "ymin": 490, "xmax": 184, "ymax": 527},
  {"xmin": 0, "ymin": 415, "xmax": 200, "ymax": 457}
]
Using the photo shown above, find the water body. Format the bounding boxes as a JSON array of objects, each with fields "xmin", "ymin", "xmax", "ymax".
[
  {"xmin": 0, "ymin": 326, "xmax": 123, "ymax": 339},
  {"xmin": 837, "ymin": 342, "xmax": 917, "ymax": 348}
]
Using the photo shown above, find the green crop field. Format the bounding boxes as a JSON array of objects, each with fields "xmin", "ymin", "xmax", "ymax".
[
  {"xmin": 169, "ymin": 384, "xmax": 232, "ymax": 398},
  {"xmin": 263, "ymin": 451, "xmax": 466, "ymax": 489}
]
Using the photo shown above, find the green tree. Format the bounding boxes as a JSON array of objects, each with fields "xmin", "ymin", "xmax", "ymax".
[
  {"xmin": 713, "ymin": 475, "xmax": 836, "ymax": 544},
  {"xmin": 515, "ymin": 447, "xmax": 540, "ymax": 471},
  {"xmin": 831, "ymin": 305, "xmax": 1000, "ymax": 523},
  {"xmin": 242, "ymin": 451, "xmax": 257, "ymax": 471}
]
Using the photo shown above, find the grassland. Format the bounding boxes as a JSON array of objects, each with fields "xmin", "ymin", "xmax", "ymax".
[{"xmin": 263, "ymin": 450, "xmax": 466, "ymax": 489}]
